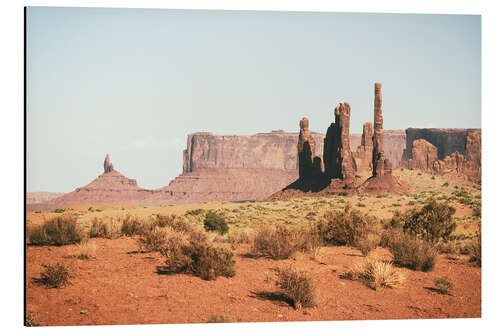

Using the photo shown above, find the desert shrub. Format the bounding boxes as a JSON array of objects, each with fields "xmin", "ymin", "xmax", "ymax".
[
  {"xmin": 275, "ymin": 266, "xmax": 316, "ymax": 309},
  {"xmin": 436, "ymin": 240, "xmax": 459, "ymax": 255},
  {"xmin": 251, "ymin": 225, "xmax": 303, "ymax": 259},
  {"xmin": 137, "ymin": 226, "xmax": 171, "ymax": 252},
  {"xmin": 442, "ymin": 182, "xmax": 449, "ymax": 187},
  {"xmin": 72, "ymin": 240, "xmax": 97, "ymax": 259},
  {"xmin": 434, "ymin": 277, "xmax": 454, "ymax": 295},
  {"xmin": 207, "ymin": 314, "xmax": 231, "ymax": 323},
  {"xmin": 356, "ymin": 202, "xmax": 366, "ymax": 207},
  {"xmin": 52, "ymin": 208, "xmax": 65, "ymax": 213},
  {"xmin": 468, "ymin": 231, "xmax": 481, "ymax": 267},
  {"xmin": 159, "ymin": 230, "xmax": 189, "ymax": 265},
  {"xmin": 121, "ymin": 215, "xmax": 147, "ymax": 236},
  {"xmin": 403, "ymin": 200, "xmax": 456, "ymax": 243},
  {"xmin": 355, "ymin": 233, "xmax": 381, "ymax": 256},
  {"xmin": 36, "ymin": 262, "xmax": 73, "ymax": 288},
  {"xmin": 89, "ymin": 218, "xmax": 122, "ymax": 239},
  {"xmin": 186, "ymin": 208, "xmax": 206, "ymax": 216},
  {"xmin": 27, "ymin": 215, "xmax": 84, "ymax": 246},
  {"xmin": 472, "ymin": 206, "xmax": 481, "ymax": 217},
  {"xmin": 300, "ymin": 227, "xmax": 324, "ymax": 260},
  {"xmin": 342, "ymin": 256, "xmax": 405, "ymax": 290},
  {"xmin": 386, "ymin": 231, "xmax": 437, "ymax": 272},
  {"xmin": 203, "ymin": 211, "xmax": 229, "ymax": 235},
  {"xmin": 407, "ymin": 201, "xmax": 416, "ymax": 206},
  {"xmin": 153, "ymin": 214, "xmax": 192, "ymax": 233},
  {"xmin": 316, "ymin": 203, "xmax": 377, "ymax": 246},
  {"xmin": 163, "ymin": 238, "xmax": 236, "ymax": 280},
  {"xmin": 226, "ymin": 229, "xmax": 252, "ymax": 247},
  {"xmin": 387, "ymin": 210, "xmax": 410, "ymax": 229}
]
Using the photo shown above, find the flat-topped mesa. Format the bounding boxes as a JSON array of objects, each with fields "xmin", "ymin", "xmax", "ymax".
[
  {"xmin": 372, "ymin": 82, "xmax": 392, "ymax": 177},
  {"xmin": 104, "ymin": 154, "xmax": 114, "ymax": 173},
  {"xmin": 324, "ymin": 102, "xmax": 356, "ymax": 181},
  {"xmin": 297, "ymin": 117, "xmax": 317, "ymax": 178}
]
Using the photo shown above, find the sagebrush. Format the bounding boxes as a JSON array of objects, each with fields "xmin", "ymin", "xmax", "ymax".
[
  {"xmin": 275, "ymin": 266, "xmax": 316, "ymax": 310},
  {"xmin": 28, "ymin": 214, "xmax": 84, "ymax": 246}
]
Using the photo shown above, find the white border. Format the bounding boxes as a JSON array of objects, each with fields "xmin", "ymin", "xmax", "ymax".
[{"xmin": 2, "ymin": 1, "xmax": 499, "ymax": 332}]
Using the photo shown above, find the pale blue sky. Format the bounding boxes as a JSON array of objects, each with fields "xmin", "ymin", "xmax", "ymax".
[{"xmin": 26, "ymin": 7, "xmax": 481, "ymax": 192}]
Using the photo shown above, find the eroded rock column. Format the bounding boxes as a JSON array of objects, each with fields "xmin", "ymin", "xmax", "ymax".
[{"xmin": 298, "ymin": 117, "xmax": 316, "ymax": 178}]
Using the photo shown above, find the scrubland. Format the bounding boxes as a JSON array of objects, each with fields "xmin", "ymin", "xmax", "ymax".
[{"xmin": 25, "ymin": 169, "xmax": 481, "ymax": 326}]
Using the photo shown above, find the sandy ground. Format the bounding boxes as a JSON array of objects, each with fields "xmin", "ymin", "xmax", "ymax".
[{"xmin": 26, "ymin": 238, "xmax": 480, "ymax": 326}]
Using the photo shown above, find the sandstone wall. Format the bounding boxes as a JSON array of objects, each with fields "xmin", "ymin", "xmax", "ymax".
[
  {"xmin": 405, "ymin": 128, "xmax": 481, "ymax": 160},
  {"xmin": 183, "ymin": 130, "xmax": 406, "ymax": 174},
  {"xmin": 182, "ymin": 131, "xmax": 325, "ymax": 173}
]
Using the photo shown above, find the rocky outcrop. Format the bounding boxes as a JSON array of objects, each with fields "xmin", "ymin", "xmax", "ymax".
[
  {"xmin": 404, "ymin": 128, "xmax": 481, "ymax": 160},
  {"xmin": 357, "ymin": 83, "xmax": 411, "ymax": 194},
  {"xmin": 324, "ymin": 103, "xmax": 356, "ymax": 181},
  {"xmin": 353, "ymin": 122, "xmax": 373, "ymax": 173},
  {"xmin": 407, "ymin": 132, "xmax": 481, "ymax": 183},
  {"xmin": 298, "ymin": 117, "xmax": 318, "ymax": 179},
  {"xmin": 104, "ymin": 154, "xmax": 114, "ymax": 173},
  {"xmin": 36, "ymin": 156, "xmax": 157, "ymax": 208},
  {"xmin": 408, "ymin": 139, "xmax": 439, "ymax": 170}
]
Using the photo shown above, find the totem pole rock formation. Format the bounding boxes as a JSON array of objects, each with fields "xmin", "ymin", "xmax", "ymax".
[
  {"xmin": 371, "ymin": 83, "xmax": 393, "ymax": 177},
  {"xmin": 323, "ymin": 102, "xmax": 356, "ymax": 181},
  {"xmin": 104, "ymin": 154, "xmax": 114, "ymax": 173},
  {"xmin": 356, "ymin": 83, "xmax": 410, "ymax": 195},
  {"xmin": 297, "ymin": 117, "xmax": 316, "ymax": 178},
  {"xmin": 353, "ymin": 122, "xmax": 373, "ymax": 173}
]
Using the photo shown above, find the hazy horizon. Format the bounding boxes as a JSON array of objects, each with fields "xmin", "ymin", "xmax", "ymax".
[{"xmin": 27, "ymin": 7, "xmax": 481, "ymax": 193}]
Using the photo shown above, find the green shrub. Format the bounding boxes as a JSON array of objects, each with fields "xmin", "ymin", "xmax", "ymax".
[
  {"xmin": 163, "ymin": 238, "xmax": 236, "ymax": 281},
  {"xmin": 275, "ymin": 266, "xmax": 316, "ymax": 310},
  {"xmin": 52, "ymin": 208, "xmax": 65, "ymax": 213},
  {"xmin": 403, "ymin": 200, "xmax": 456, "ymax": 243},
  {"xmin": 316, "ymin": 203, "xmax": 377, "ymax": 246},
  {"xmin": 251, "ymin": 225, "xmax": 303, "ymax": 259},
  {"xmin": 386, "ymin": 231, "xmax": 437, "ymax": 272},
  {"xmin": 434, "ymin": 277, "xmax": 454, "ymax": 295},
  {"xmin": 203, "ymin": 211, "xmax": 229, "ymax": 235},
  {"xmin": 27, "ymin": 215, "xmax": 84, "ymax": 246},
  {"xmin": 154, "ymin": 214, "xmax": 193, "ymax": 233},
  {"xmin": 36, "ymin": 262, "xmax": 73, "ymax": 288}
]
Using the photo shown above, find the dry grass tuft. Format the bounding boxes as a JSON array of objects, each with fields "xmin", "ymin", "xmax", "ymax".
[
  {"xmin": 344, "ymin": 256, "xmax": 405, "ymax": 290},
  {"xmin": 71, "ymin": 239, "xmax": 97, "ymax": 259}
]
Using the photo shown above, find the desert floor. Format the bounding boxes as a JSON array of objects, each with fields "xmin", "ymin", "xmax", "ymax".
[{"xmin": 25, "ymin": 169, "xmax": 481, "ymax": 325}]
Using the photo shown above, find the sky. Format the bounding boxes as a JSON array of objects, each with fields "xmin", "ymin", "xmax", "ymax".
[{"xmin": 26, "ymin": 7, "xmax": 481, "ymax": 193}]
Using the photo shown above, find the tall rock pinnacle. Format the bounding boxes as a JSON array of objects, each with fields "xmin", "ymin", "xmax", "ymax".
[
  {"xmin": 324, "ymin": 102, "xmax": 356, "ymax": 180},
  {"xmin": 372, "ymin": 83, "xmax": 392, "ymax": 177},
  {"xmin": 104, "ymin": 154, "xmax": 114, "ymax": 173},
  {"xmin": 297, "ymin": 117, "xmax": 316, "ymax": 178}
]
